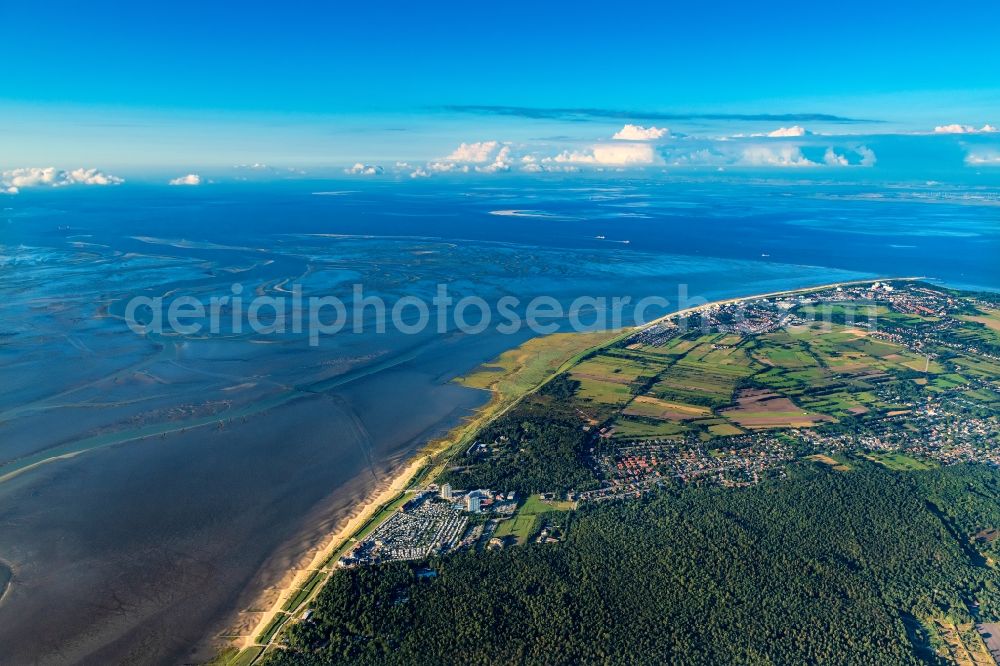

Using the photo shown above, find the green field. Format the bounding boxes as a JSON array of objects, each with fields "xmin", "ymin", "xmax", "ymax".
[
  {"xmin": 707, "ymin": 422, "xmax": 744, "ymax": 437},
  {"xmin": 457, "ymin": 330, "xmax": 624, "ymax": 396},
  {"xmin": 610, "ymin": 416, "xmax": 687, "ymax": 439},
  {"xmin": 494, "ymin": 494, "xmax": 576, "ymax": 544},
  {"xmin": 862, "ymin": 452, "xmax": 939, "ymax": 471}
]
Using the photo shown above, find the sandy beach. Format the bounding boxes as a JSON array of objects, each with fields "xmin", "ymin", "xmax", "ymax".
[{"xmin": 238, "ymin": 452, "xmax": 430, "ymax": 649}]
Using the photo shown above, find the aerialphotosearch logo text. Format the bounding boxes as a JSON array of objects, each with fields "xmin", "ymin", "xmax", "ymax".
[{"xmin": 123, "ymin": 282, "xmax": 878, "ymax": 345}]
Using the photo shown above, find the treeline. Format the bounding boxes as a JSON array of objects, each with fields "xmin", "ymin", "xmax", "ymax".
[
  {"xmin": 266, "ymin": 464, "xmax": 1000, "ymax": 665},
  {"xmin": 438, "ymin": 374, "xmax": 599, "ymax": 495},
  {"xmin": 438, "ymin": 411, "xmax": 597, "ymax": 495}
]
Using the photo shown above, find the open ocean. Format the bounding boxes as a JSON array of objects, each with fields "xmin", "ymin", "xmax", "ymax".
[{"xmin": 1, "ymin": 178, "xmax": 998, "ymax": 663}]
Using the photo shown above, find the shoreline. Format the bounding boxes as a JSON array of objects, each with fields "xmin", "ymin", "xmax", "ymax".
[
  {"xmin": 228, "ymin": 275, "xmax": 922, "ymax": 662},
  {"xmin": 237, "ymin": 453, "xmax": 432, "ymax": 651},
  {"xmin": 0, "ymin": 561, "xmax": 12, "ymax": 608}
]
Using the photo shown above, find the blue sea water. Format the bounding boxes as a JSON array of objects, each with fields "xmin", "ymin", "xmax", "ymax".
[{"xmin": 0, "ymin": 178, "xmax": 997, "ymax": 662}]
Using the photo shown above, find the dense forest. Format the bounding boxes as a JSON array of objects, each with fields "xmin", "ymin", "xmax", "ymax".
[
  {"xmin": 266, "ymin": 464, "xmax": 1000, "ymax": 665},
  {"xmin": 438, "ymin": 374, "xmax": 599, "ymax": 495}
]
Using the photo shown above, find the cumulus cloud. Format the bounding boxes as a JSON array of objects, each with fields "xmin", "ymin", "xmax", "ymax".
[
  {"xmin": 856, "ymin": 145, "xmax": 877, "ymax": 167},
  {"xmin": 739, "ymin": 145, "xmax": 816, "ymax": 167},
  {"xmin": 68, "ymin": 168, "xmax": 124, "ymax": 186},
  {"xmin": 426, "ymin": 161, "xmax": 470, "ymax": 174},
  {"xmin": 168, "ymin": 173, "xmax": 202, "ymax": 186},
  {"xmin": 730, "ymin": 126, "xmax": 812, "ymax": 139},
  {"xmin": 476, "ymin": 145, "xmax": 512, "ymax": 173},
  {"xmin": 550, "ymin": 143, "xmax": 657, "ymax": 166},
  {"xmin": 0, "ymin": 167, "xmax": 124, "ymax": 194},
  {"xmin": 662, "ymin": 148, "xmax": 728, "ymax": 167},
  {"xmin": 410, "ymin": 167, "xmax": 431, "ymax": 178},
  {"xmin": 445, "ymin": 141, "xmax": 499, "ymax": 163},
  {"xmin": 661, "ymin": 143, "xmax": 877, "ymax": 169},
  {"xmin": 823, "ymin": 148, "xmax": 849, "ymax": 166},
  {"xmin": 612, "ymin": 124, "xmax": 668, "ymax": 140},
  {"xmin": 519, "ymin": 155, "xmax": 543, "ymax": 173},
  {"xmin": 766, "ymin": 126, "xmax": 808, "ymax": 137},
  {"xmin": 934, "ymin": 123, "xmax": 998, "ymax": 134},
  {"xmin": 345, "ymin": 163, "xmax": 384, "ymax": 176}
]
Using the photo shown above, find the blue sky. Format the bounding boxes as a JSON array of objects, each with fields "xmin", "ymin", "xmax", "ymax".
[{"xmin": 2, "ymin": 0, "xmax": 1000, "ymax": 182}]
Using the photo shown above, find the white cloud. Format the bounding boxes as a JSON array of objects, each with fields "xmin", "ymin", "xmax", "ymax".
[
  {"xmin": 410, "ymin": 167, "xmax": 431, "ymax": 178},
  {"xmin": 345, "ymin": 163, "xmax": 384, "ymax": 176},
  {"xmin": 663, "ymin": 148, "xmax": 728, "ymax": 167},
  {"xmin": 739, "ymin": 145, "xmax": 816, "ymax": 167},
  {"xmin": 823, "ymin": 148, "xmax": 849, "ymax": 166},
  {"xmin": 426, "ymin": 161, "xmax": 470, "ymax": 173},
  {"xmin": 518, "ymin": 156, "xmax": 555, "ymax": 173},
  {"xmin": 445, "ymin": 141, "xmax": 499, "ymax": 163},
  {"xmin": 613, "ymin": 124, "xmax": 668, "ymax": 140},
  {"xmin": 0, "ymin": 167, "xmax": 124, "ymax": 194},
  {"xmin": 965, "ymin": 151, "xmax": 1000, "ymax": 166},
  {"xmin": 476, "ymin": 145, "xmax": 512, "ymax": 173},
  {"xmin": 550, "ymin": 143, "xmax": 656, "ymax": 166},
  {"xmin": 662, "ymin": 143, "xmax": 877, "ymax": 169},
  {"xmin": 67, "ymin": 168, "xmax": 123, "ymax": 186},
  {"xmin": 856, "ymin": 145, "xmax": 877, "ymax": 167},
  {"xmin": 730, "ymin": 126, "xmax": 812, "ymax": 139},
  {"xmin": 168, "ymin": 173, "xmax": 202, "ymax": 186},
  {"xmin": 934, "ymin": 123, "xmax": 998, "ymax": 134},
  {"xmin": 767, "ymin": 126, "xmax": 808, "ymax": 137}
]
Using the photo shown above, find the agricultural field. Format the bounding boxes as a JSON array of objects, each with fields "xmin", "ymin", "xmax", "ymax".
[
  {"xmin": 560, "ymin": 323, "xmax": 902, "ymax": 439},
  {"xmin": 952, "ymin": 353, "xmax": 1000, "ymax": 382},
  {"xmin": 649, "ymin": 339, "xmax": 757, "ymax": 408},
  {"xmin": 568, "ymin": 317, "xmax": 940, "ymax": 441},
  {"xmin": 806, "ymin": 454, "xmax": 852, "ymax": 471},
  {"xmin": 707, "ymin": 422, "xmax": 744, "ymax": 437},
  {"xmin": 952, "ymin": 310, "xmax": 1000, "ymax": 352},
  {"xmin": 722, "ymin": 390, "xmax": 834, "ymax": 429},
  {"xmin": 609, "ymin": 416, "xmax": 687, "ymax": 440},
  {"xmin": 960, "ymin": 308, "xmax": 1000, "ymax": 333},
  {"xmin": 623, "ymin": 395, "xmax": 711, "ymax": 421},
  {"xmin": 569, "ymin": 353, "xmax": 654, "ymax": 408}
]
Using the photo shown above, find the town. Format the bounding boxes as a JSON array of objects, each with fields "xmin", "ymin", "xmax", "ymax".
[{"xmin": 339, "ymin": 485, "xmax": 520, "ymax": 566}]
